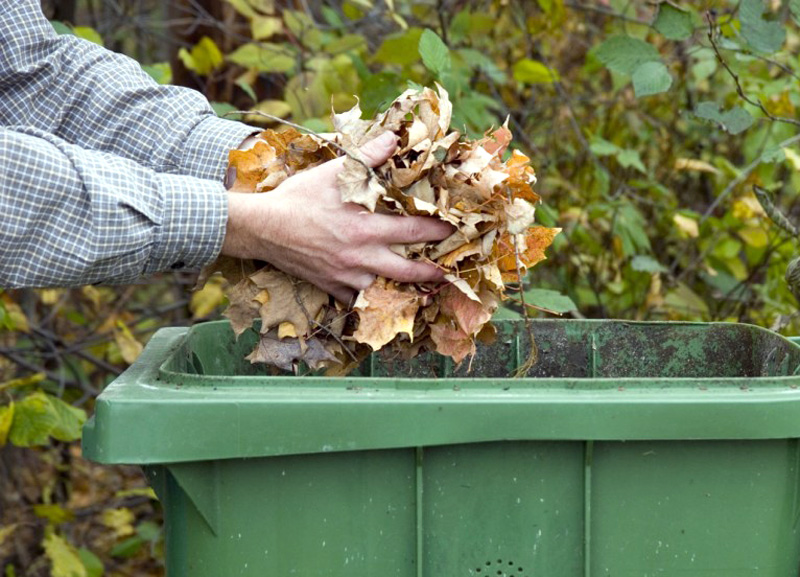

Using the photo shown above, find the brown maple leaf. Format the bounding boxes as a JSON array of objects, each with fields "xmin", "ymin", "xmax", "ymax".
[
  {"xmin": 429, "ymin": 321, "xmax": 475, "ymax": 365},
  {"xmin": 352, "ymin": 277, "xmax": 420, "ymax": 350},
  {"xmin": 246, "ymin": 331, "xmax": 338, "ymax": 371},
  {"xmin": 227, "ymin": 141, "xmax": 279, "ymax": 192},
  {"xmin": 249, "ymin": 268, "xmax": 328, "ymax": 336}
]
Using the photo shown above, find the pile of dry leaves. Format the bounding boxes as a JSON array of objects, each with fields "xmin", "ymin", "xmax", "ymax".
[{"xmin": 199, "ymin": 85, "xmax": 560, "ymax": 374}]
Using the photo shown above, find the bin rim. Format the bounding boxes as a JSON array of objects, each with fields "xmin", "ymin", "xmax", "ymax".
[{"xmin": 82, "ymin": 319, "xmax": 800, "ymax": 465}]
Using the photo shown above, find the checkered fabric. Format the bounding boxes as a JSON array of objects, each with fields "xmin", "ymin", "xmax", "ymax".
[{"xmin": 0, "ymin": 0, "xmax": 257, "ymax": 287}]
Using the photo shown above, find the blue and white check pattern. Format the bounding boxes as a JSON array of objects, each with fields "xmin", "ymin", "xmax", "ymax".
[{"xmin": 0, "ymin": 0, "xmax": 257, "ymax": 287}]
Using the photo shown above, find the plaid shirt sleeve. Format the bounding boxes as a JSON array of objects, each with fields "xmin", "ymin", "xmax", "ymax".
[
  {"xmin": 0, "ymin": 0, "xmax": 261, "ymax": 287},
  {"xmin": 0, "ymin": 126, "xmax": 229, "ymax": 288}
]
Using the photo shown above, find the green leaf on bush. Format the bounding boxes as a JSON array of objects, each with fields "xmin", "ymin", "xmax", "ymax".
[
  {"xmin": 110, "ymin": 536, "xmax": 144, "ymax": 559},
  {"xmin": 632, "ymin": 61, "xmax": 672, "ymax": 97},
  {"xmin": 631, "ymin": 255, "xmax": 667, "ymax": 273},
  {"xmin": 49, "ymin": 21, "xmax": 74, "ymax": 36},
  {"xmin": 76, "ymin": 549, "xmax": 103, "ymax": 577},
  {"xmin": 284, "ymin": 11, "xmax": 322, "ymax": 50},
  {"xmin": 0, "ymin": 402, "xmax": 13, "ymax": 445},
  {"xmin": 47, "ymin": 395, "xmax": 86, "ymax": 443},
  {"xmin": 324, "ymin": 34, "xmax": 366, "ymax": 55},
  {"xmin": 321, "ymin": 6, "xmax": 344, "ymax": 27},
  {"xmin": 458, "ymin": 49, "xmax": 506, "ymax": 83},
  {"xmin": 373, "ymin": 28, "xmax": 423, "ymax": 65},
  {"xmin": 178, "ymin": 36, "xmax": 223, "ymax": 76},
  {"xmin": 589, "ymin": 136, "xmax": 620, "ymax": 156},
  {"xmin": 73, "ymin": 26, "xmax": 103, "ymax": 46},
  {"xmin": 7, "ymin": 391, "xmax": 86, "ymax": 447},
  {"xmin": 513, "ymin": 59, "xmax": 559, "ymax": 84},
  {"xmin": 695, "ymin": 102, "xmax": 754, "ymax": 135},
  {"xmin": 44, "ymin": 532, "xmax": 87, "ymax": 577},
  {"xmin": 617, "ymin": 149, "xmax": 647, "ymax": 173},
  {"xmin": 225, "ymin": 0, "xmax": 257, "ymax": 18},
  {"xmin": 740, "ymin": 0, "xmax": 785, "ymax": 54},
  {"xmin": 595, "ymin": 35, "xmax": 661, "ymax": 75},
  {"xmin": 33, "ymin": 504, "xmax": 75, "ymax": 525},
  {"xmin": 136, "ymin": 520, "xmax": 162, "ymax": 541},
  {"xmin": 760, "ymin": 147, "xmax": 785, "ymax": 163},
  {"xmin": 791, "ymin": 0, "xmax": 800, "ymax": 25},
  {"xmin": 227, "ymin": 43, "xmax": 295, "ymax": 73},
  {"xmin": 419, "ymin": 29, "xmax": 451, "ymax": 76},
  {"xmin": 251, "ymin": 15, "xmax": 282, "ymax": 40},
  {"xmin": 9, "ymin": 392, "xmax": 58, "ymax": 447},
  {"xmin": 654, "ymin": 4, "xmax": 693, "ymax": 40},
  {"xmin": 524, "ymin": 289, "xmax": 578, "ymax": 314},
  {"xmin": 141, "ymin": 63, "xmax": 172, "ymax": 85}
]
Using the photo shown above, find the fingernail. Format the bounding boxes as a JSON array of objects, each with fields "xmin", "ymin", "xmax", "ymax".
[{"xmin": 374, "ymin": 132, "xmax": 397, "ymax": 149}]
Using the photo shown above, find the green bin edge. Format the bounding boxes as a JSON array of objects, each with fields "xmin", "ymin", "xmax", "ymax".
[{"xmin": 82, "ymin": 319, "xmax": 800, "ymax": 465}]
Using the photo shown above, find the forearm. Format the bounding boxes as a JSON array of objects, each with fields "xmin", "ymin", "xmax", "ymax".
[
  {"xmin": 0, "ymin": 127, "xmax": 227, "ymax": 288},
  {"xmin": 0, "ymin": 0, "xmax": 256, "ymax": 182}
]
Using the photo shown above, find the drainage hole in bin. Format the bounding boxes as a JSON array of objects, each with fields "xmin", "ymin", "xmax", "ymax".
[{"xmin": 473, "ymin": 559, "xmax": 524, "ymax": 576}]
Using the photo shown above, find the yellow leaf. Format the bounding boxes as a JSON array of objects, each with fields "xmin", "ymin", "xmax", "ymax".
[
  {"xmin": 101, "ymin": 508, "xmax": 135, "ymax": 537},
  {"xmin": 732, "ymin": 195, "xmax": 765, "ymax": 220},
  {"xmin": 190, "ymin": 276, "xmax": 226, "ymax": 319},
  {"xmin": 663, "ymin": 283, "xmax": 709, "ymax": 318},
  {"xmin": 723, "ymin": 256, "xmax": 748, "ymax": 281},
  {"xmin": 73, "ymin": 26, "xmax": 103, "ymax": 46},
  {"xmin": 247, "ymin": 99, "xmax": 292, "ymax": 124},
  {"xmin": 784, "ymin": 147, "xmax": 800, "ymax": 171},
  {"xmin": 113, "ymin": 321, "xmax": 143, "ymax": 365},
  {"xmin": 0, "ymin": 372, "xmax": 45, "ymax": 392},
  {"xmin": 278, "ymin": 322, "xmax": 298, "ymax": 339},
  {"xmin": 33, "ymin": 504, "xmax": 75, "ymax": 525},
  {"xmin": 738, "ymin": 226, "xmax": 768, "ymax": 248},
  {"xmin": 38, "ymin": 288, "xmax": 63, "ymax": 305},
  {"xmin": 251, "ymin": 15, "xmax": 283, "ymax": 40},
  {"xmin": 674, "ymin": 158, "xmax": 720, "ymax": 174},
  {"xmin": 0, "ymin": 523, "xmax": 17, "ymax": 547},
  {"xmin": 178, "ymin": 36, "xmax": 223, "ymax": 75},
  {"xmin": 0, "ymin": 402, "xmax": 13, "ymax": 445},
  {"xmin": 1, "ymin": 294, "xmax": 29, "ymax": 332},
  {"xmin": 673, "ymin": 214, "xmax": 699, "ymax": 238},
  {"xmin": 43, "ymin": 532, "xmax": 87, "ymax": 577},
  {"xmin": 80, "ymin": 286, "xmax": 101, "ymax": 309},
  {"xmin": 114, "ymin": 487, "xmax": 158, "ymax": 500}
]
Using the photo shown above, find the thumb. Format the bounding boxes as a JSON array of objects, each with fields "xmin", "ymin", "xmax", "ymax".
[{"xmin": 357, "ymin": 132, "xmax": 398, "ymax": 168}]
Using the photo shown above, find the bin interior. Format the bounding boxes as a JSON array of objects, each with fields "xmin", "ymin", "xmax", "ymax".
[{"xmin": 160, "ymin": 319, "xmax": 800, "ymax": 383}]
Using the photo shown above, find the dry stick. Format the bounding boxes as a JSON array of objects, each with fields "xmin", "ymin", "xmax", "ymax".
[
  {"xmin": 289, "ymin": 278, "xmax": 360, "ymax": 366},
  {"xmin": 507, "ymin": 198, "xmax": 538, "ymax": 378}
]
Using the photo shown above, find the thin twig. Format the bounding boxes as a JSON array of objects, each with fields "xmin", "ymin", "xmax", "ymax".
[
  {"xmin": 700, "ymin": 132, "xmax": 800, "ymax": 223},
  {"xmin": 706, "ymin": 12, "xmax": 800, "ymax": 129}
]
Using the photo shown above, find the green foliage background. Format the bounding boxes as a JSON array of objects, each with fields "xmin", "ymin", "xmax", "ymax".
[{"xmin": 5, "ymin": 0, "xmax": 800, "ymax": 574}]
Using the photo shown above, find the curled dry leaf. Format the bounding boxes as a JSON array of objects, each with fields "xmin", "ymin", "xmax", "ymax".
[
  {"xmin": 352, "ymin": 277, "xmax": 419, "ymax": 350},
  {"xmin": 199, "ymin": 85, "xmax": 559, "ymax": 373}
]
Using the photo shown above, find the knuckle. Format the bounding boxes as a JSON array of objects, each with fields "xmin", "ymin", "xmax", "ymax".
[
  {"xmin": 336, "ymin": 250, "xmax": 364, "ymax": 271},
  {"xmin": 347, "ymin": 217, "xmax": 378, "ymax": 244},
  {"xmin": 401, "ymin": 219, "xmax": 423, "ymax": 241}
]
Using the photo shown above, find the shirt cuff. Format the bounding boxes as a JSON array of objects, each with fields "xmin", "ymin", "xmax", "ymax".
[
  {"xmin": 145, "ymin": 173, "xmax": 229, "ymax": 275},
  {"xmin": 181, "ymin": 115, "xmax": 259, "ymax": 182}
]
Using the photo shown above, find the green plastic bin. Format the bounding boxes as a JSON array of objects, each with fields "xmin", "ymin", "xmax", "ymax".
[{"xmin": 83, "ymin": 319, "xmax": 800, "ymax": 576}]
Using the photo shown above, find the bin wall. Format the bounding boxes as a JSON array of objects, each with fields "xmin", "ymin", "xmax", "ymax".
[{"xmin": 150, "ymin": 439, "xmax": 800, "ymax": 577}]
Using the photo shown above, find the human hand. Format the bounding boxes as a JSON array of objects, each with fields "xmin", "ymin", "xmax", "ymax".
[{"xmin": 221, "ymin": 132, "xmax": 454, "ymax": 303}]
